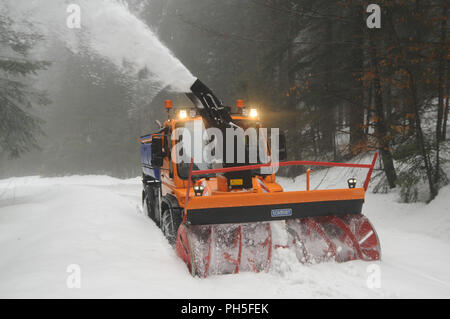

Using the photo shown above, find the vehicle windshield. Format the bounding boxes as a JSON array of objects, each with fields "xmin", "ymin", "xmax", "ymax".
[
  {"xmin": 176, "ymin": 119, "xmax": 270, "ymax": 179},
  {"xmin": 176, "ymin": 120, "xmax": 214, "ymax": 179}
]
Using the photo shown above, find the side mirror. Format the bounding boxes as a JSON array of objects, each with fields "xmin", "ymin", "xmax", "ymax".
[
  {"xmin": 151, "ymin": 137, "xmax": 164, "ymax": 167},
  {"xmin": 278, "ymin": 132, "xmax": 287, "ymax": 161}
]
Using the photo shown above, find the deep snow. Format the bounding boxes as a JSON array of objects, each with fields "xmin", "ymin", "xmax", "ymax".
[{"xmin": 0, "ymin": 171, "xmax": 449, "ymax": 298}]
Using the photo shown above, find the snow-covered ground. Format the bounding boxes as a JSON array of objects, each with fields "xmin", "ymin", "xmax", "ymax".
[{"xmin": 0, "ymin": 170, "xmax": 449, "ymax": 298}]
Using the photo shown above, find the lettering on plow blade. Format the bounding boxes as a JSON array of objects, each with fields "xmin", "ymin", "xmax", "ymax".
[{"xmin": 271, "ymin": 208, "xmax": 293, "ymax": 218}]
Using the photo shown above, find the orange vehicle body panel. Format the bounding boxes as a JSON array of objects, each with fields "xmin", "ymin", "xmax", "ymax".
[{"xmin": 182, "ymin": 187, "xmax": 365, "ymax": 209}]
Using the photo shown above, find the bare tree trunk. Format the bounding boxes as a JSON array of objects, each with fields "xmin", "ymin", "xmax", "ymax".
[
  {"xmin": 385, "ymin": 6, "xmax": 437, "ymax": 201},
  {"xmin": 365, "ymin": 81, "xmax": 373, "ymax": 137},
  {"xmin": 368, "ymin": 33, "xmax": 398, "ymax": 188},
  {"xmin": 386, "ymin": 81, "xmax": 393, "ymax": 122},
  {"xmin": 435, "ymin": 0, "xmax": 448, "ymax": 184},
  {"xmin": 349, "ymin": 35, "xmax": 366, "ymax": 154},
  {"xmin": 410, "ymin": 72, "xmax": 437, "ymax": 200},
  {"xmin": 321, "ymin": 17, "xmax": 336, "ymax": 155},
  {"xmin": 443, "ymin": 79, "xmax": 449, "ymax": 140}
]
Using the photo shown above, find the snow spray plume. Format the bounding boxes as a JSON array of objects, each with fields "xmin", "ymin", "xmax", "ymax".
[{"xmin": 2, "ymin": 0, "xmax": 196, "ymax": 96}]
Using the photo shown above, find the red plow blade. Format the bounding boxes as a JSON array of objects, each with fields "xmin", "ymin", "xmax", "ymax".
[
  {"xmin": 177, "ymin": 222, "xmax": 272, "ymax": 277},
  {"xmin": 176, "ymin": 214, "xmax": 380, "ymax": 277},
  {"xmin": 286, "ymin": 214, "xmax": 381, "ymax": 264}
]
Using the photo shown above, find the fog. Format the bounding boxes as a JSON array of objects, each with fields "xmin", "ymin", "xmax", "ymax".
[
  {"xmin": 1, "ymin": 0, "xmax": 197, "ymax": 178},
  {"xmin": 1, "ymin": 0, "xmax": 449, "ymax": 201}
]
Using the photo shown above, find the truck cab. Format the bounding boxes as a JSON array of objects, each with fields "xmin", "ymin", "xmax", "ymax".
[{"xmin": 140, "ymin": 101, "xmax": 285, "ymax": 243}]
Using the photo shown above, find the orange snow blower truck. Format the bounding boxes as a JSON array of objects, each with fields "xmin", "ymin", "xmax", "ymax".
[{"xmin": 140, "ymin": 79, "xmax": 380, "ymax": 277}]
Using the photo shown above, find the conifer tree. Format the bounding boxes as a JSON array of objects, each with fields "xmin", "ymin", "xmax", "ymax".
[{"xmin": 0, "ymin": 13, "xmax": 50, "ymax": 158}]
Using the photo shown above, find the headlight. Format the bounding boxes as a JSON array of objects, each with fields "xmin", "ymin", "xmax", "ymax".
[
  {"xmin": 193, "ymin": 184, "xmax": 205, "ymax": 196},
  {"xmin": 179, "ymin": 110, "xmax": 187, "ymax": 119},
  {"xmin": 249, "ymin": 108, "xmax": 258, "ymax": 118},
  {"xmin": 347, "ymin": 178, "xmax": 357, "ymax": 189}
]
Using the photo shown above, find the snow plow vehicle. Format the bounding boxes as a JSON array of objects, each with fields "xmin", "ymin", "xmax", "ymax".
[{"xmin": 140, "ymin": 79, "xmax": 381, "ymax": 277}]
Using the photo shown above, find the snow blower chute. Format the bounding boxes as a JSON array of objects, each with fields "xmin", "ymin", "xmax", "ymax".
[{"xmin": 140, "ymin": 79, "xmax": 381, "ymax": 277}]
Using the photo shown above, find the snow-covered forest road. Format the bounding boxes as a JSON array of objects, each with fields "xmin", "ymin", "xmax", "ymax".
[{"xmin": 1, "ymin": 174, "xmax": 449, "ymax": 298}]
